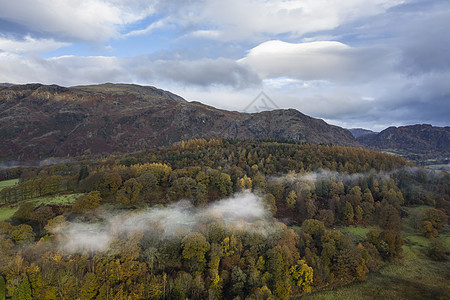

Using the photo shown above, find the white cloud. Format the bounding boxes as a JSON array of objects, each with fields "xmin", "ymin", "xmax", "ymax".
[
  {"xmin": 124, "ymin": 19, "xmax": 168, "ymax": 37},
  {"xmin": 0, "ymin": 35, "xmax": 69, "ymax": 54},
  {"xmin": 173, "ymin": 0, "xmax": 404, "ymax": 41},
  {"xmin": 0, "ymin": 0, "xmax": 156, "ymax": 42},
  {"xmin": 238, "ymin": 40, "xmax": 394, "ymax": 82}
]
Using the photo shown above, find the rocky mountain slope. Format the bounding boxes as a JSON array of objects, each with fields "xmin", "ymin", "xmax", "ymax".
[
  {"xmin": 0, "ymin": 83, "xmax": 358, "ymax": 161},
  {"xmin": 348, "ymin": 128, "xmax": 377, "ymax": 138},
  {"xmin": 357, "ymin": 124, "xmax": 450, "ymax": 160}
]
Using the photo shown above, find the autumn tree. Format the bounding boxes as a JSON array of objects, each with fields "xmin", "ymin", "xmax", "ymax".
[
  {"xmin": 286, "ymin": 190, "xmax": 297, "ymax": 208},
  {"xmin": 289, "ymin": 260, "xmax": 313, "ymax": 293},
  {"xmin": 72, "ymin": 191, "xmax": 102, "ymax": 213},
  {"xmin": 181, "ymin": 232, "xmax": 210, "ymax": 272},
  {"xmin": 116, "ymin": 178, "xmax": 143, "ymax": 204}
]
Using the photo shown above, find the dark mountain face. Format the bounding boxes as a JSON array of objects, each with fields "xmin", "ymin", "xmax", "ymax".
[
  {"xmin": 0, "ymin": 83, "xmax": 358, "ymax": 161},
  {"xmin": 357, "ymin": 124, "xmax": 450, "ymax": 159},
  {"xmin": 348, "ymin": 128, "xmax": 377, "ymax": 138}
]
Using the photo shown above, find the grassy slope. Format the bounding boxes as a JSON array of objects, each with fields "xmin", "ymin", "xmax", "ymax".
[
  {"xmin": 301, "ymin": 207, "xmax": 450, "ymax": 300},
  {"xmin": 0, "ymin": 179, "xmax": 19, "ymax": 190},
  {"xmin": 0, "ymin": 193, "xmax": 83, "ymax": 222}
]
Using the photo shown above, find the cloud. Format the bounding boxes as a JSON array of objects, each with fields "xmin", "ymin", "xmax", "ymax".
[
  {"xmin": 395, "ymin": 2, "xmax": 450, "ymax": 74},
  {"xmin": 0, "ymin": 54, "xmax": 130, "ymax": 85},
  {"xmin": 169, "ymin": 0, "xmax": 404, "ymax": 41},
  {"xmin": 239, "ymin": 40, "xmax": 394, "ymax": 82},
  {"xmin": 0, "ymin": 35, "xmax": 69, "ymax": 54},
  {"xmin": 123, "ymin": 19, "xmax": 168, "ymax": 37},
  {"xmin": 58, "ymin": 192, "xmax": 271, "ymax": 253},
  {"xmin": 149, "ymin": 58, "xmax": 260, "ymax": 88},
  {"xmin": 0, "ymin": 0, "xmax": 155, "ymax": 42},
  {"xmin": 0, "ymin": 54, "xmax": 260, "ymax": 89}
]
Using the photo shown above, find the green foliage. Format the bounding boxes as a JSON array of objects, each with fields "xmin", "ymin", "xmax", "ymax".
[
  {"xmin": 422, "ymin": 208, "xmax": 447, "ymax": 230},
  {"xmin": 10, "ymin": 224, "xmax": 35, "ymax": 244},
  {"xmin": 427, "ymin": 238, "xmax": 449, "ymax": 261},
  {"xmin": 0, "ymin": 276, "xmax": 5, "ymax": 300},
  {"xmin": 182, "ymin": 232, "xmax": 210, "ymax": 272},
  {"xmin": 366, "ymin": 229, "xmax": 403, "ymax": 261},
  {"xmin": 286, "ymin": 190, "xmax": 297, "ymax": 208},
  {"xmin": 12, "ymin": 275, "xmax": 31, "ymax": 300},
  {"xmin": 12, "ymin": 202, "xmax": 35, "ymax": 222},
  {"xmin": 80, "ymin": 273, "xmax": 98, "ymax": 300}
]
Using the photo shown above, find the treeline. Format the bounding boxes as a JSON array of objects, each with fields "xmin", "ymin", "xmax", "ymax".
[{"xmin": 0, "ymin": 175, "xmax": 75, "ymax": 204}]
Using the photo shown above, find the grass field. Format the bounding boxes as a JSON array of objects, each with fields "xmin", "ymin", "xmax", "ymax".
[
  {"xmin": 337, "ymin": 225, "xmax": 377, "ymax": 243},
  {"xmin": 300, "ymin": 207, "xmax": 450, "ymax": 300},
  {"xmin": 0, "ymin": 178, "xmax": 19, "ymax": 190},
  {"xmin": 0, "ymin": 193, "xmax": 83, "ymax": 222}
]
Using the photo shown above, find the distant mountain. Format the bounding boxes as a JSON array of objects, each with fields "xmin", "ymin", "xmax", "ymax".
[
  {"xmin": 357, "ymin": 124, "xmax": 450, "ymax": 160},
  {"xmin": 0, "ymin": 83, "xmax": 15, "ymax": 87},
  {"xmin": 348, "ymin": 128, "xmax": 377, "ymax": 138},
  {"xmin": 0, "ymin": 83, "xmax": 358, "ymax": 161}
]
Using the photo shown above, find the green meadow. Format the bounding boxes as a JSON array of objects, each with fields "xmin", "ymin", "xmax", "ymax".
[
  {"xmin": 0, "ymin": 178, "xmax": 19, "ymax": 190},
  {"xmin": 0, "ymin": 193, "xmax": 83, "ymax": 222}
]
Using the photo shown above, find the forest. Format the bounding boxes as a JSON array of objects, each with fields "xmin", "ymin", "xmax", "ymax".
[{"xmin": 0, "ymin": 139, "xmax": 449, "ymax": 299}]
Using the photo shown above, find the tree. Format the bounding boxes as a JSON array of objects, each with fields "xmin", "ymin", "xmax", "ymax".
[
  {"xmin": 0, "ymin": 276, "xmax": 5, "ymax": 300},
  {"xmin": 77, "ymin": 165, "xmax": 89, "ymax": 182},
  {"xmin": 427, "ymin": 238, "xmax": 448, "ymax": 261},
  {"xmin": 116, "ymin": 178, "xmax": 142, "ymax": 204},
  {"xmin": 316, "ymin": 209, "xmax": 335, "ymax": 227},
  {"xmin": 30, "ymin": 206, "xmax": 55, "ymax": 231},
  {"xmin": 12, "ymin": 202, "xmax": 35, "ymax": 222},
  {"xmin": 378, "ymin": 203, "xmax": 401, "ymax": 230},
  {"xmin": 422, "ymin": 208, "xmax": 447, "ymax": 230},
  {"xmin": 366, "ymin": 229, "xmax": 403, "ymax": 261},
  {"xmin": 289, "ymin": 260, "xmax": 313, "ymax": 292},
  {"xmin": 419, "ymin": 221, "xmax": 438, "ymax": 238},
  {"xmin": 181, "ymin": 232, "xmax": 210, "ymax": 272},
  {"xmin": 80, "ymin": 273, "xmax": 98, "ymax": 300},
  {"xmin": 72, "ymin": 191, "xmax": 102, "ymax": 213},
  {"xmin": 230, "ymin": 266, "xmax": 247, "ymax": 298},
  {"xmin": 237, "ymin": 175, "xmax": 252, "ymax": 191},
  {"xmin": 286, "ymin": 190, "xmax": 297, "ymax": 208},
  {"xmin": 10, "ymin": 224, "xmax": 35, "ymax": 245},
  {"xmin": 301, "ymin": 219, "xmax": 326, "ymax": 241},
  {"xmin": 12, "ymin": 275, "xmax": 31, "ymax": 300},
  {"xmin": 342, "ymin": 202, "xmax": 354, "ymax": 223}
]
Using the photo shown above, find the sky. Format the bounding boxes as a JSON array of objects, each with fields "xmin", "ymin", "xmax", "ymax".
[{"xmin": 0, "ymin": 0, "xmax": 449, "ymax": 131}]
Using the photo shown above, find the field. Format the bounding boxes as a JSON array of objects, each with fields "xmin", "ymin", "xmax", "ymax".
[
  {"xmin": 336, "ymin": 225, "xmax": 377, "ymax": 243},
  {"xmin": 301, "ymin": 207, "xmax": 450, "ymax": 300},
  {"xmin": 0, "ymin": 193, "xmax": 83, "ymax": 222},
  {"xmin": 0, "ymin": 178, "xmax": 19, "ymax": 190}
]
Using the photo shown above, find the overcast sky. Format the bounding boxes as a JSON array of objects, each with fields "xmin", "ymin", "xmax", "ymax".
[{"xmin": 0, "ymin": 0, "xmax": 449, "ymax": 131}]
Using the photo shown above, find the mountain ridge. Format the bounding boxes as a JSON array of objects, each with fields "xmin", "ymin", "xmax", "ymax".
[
  {"xmin": 0, "ymin": 83, "xmax": 358, "ymax": 161},
  {"xmin": 357, "ymin": 124, "xmax": 450, "ymax": 161}
]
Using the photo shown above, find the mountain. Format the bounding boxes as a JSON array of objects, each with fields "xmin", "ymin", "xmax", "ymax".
[
  {"xmin": 357, "ymin": 124, "xmax": 450, "ymax": 160},
  {"xmin": 348, "ymin": 128, "xmax": 377, "ymax": 138},
  {"xmin": 0, "ymin": 83, "xmax": 15, "ymax": 88},
  {"xmin": 0, "ymin": 83, "xmax": 358, "ymax": 161}
]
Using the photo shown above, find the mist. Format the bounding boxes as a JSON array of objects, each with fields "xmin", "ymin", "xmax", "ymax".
[{"xmin": 58, "ymin": 192, "xmax": 271, "ymax": 253}]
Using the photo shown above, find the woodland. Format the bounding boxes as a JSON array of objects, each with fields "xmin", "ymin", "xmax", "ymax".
[{"xmin": 0, "ymin": 139, "xmax": 449, "ymax": 299}]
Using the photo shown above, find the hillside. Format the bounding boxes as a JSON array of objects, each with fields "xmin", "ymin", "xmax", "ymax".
[
  {"xmin": 357, "ymin": 124, "xmax": 450, "ymax": 161},
  {"xmin": 349, "ymin": 128, "xmax": 377, "ymax": 138},
  {"xmin": 0, "ymin": 83, "xmax": 358, "ymax": 161}
]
